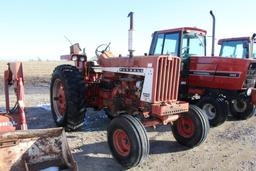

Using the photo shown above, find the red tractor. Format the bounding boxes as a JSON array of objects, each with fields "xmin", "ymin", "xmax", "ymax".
[
  {"xmin": 148, "ymin": 11, "xmax": 256, "ymax": 127},
  {"xmin": 218, "ymin": 34, "xmax": 256, "ymax": 59},
  {"xmin": 50, "ymin": 12, "xmax": 209, "ymax": 168}
]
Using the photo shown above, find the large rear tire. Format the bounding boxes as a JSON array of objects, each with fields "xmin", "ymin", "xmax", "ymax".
[
  {"xmin": 172, "ymin": 105, "xmax": 209, "ymax": 148},
  {"xmin": 50, "ymin": 65, "xmax": 86, "ymax": 131},
  {"xmin": 229, "ymin": 99, "xmax": 255, "ymax": 119},
  {"xmin": 107, "ymin": 115, "xmax": 149, "ymax": 168},
  {"xmin": 198, "ymin": 97, "xmax": 228, "ymax": 127}
]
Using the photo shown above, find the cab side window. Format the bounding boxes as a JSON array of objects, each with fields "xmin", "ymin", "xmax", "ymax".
[
  {"xmin": 153, "ymin": 32, "xmax": 180, "ymax": 56},
  {"xmin": 154, "ymin": 34, "xmax": 164, "ymax": 55}
]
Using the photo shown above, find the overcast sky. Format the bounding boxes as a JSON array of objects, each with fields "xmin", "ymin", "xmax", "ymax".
[{"xmin": 0, "ymin": 0, "xmax": 255, "ymax": 60}]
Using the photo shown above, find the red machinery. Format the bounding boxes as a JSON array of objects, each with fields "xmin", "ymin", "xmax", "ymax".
[
  {"xmin": 148, "ymin": 11, "xmax": 256, "ymax": 127},
  {"xmin": 218, "ymin": 34, "xmax": 256, "ymax": 59},
  {"xmin": 0, "ymin": 62, "xmax": 27, "ymax": 132},
  {"xmin": 0, "ymin": 62, "xmax": 78, "ymax": 171},
  {"xmin": 51, "ymin": 12, "xmax": 209, "ymax": 168}
]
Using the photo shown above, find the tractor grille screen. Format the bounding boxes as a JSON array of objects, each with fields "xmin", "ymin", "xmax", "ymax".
[
  {"xmin": 155, "ymin": 56, "xmax": 181, "ymax": 102},
  {"xmin": 245, "ymin": 63, "xmax": 256, "ymax": 88}
]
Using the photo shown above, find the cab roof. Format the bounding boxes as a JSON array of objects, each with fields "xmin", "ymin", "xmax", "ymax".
[
  {"xmin": 218, "ymin": 37, "xmax": 250, "ymax": 45},
  {"xmin": 155, "ymin": 27, "xmax": 207, "ymax": 35}
]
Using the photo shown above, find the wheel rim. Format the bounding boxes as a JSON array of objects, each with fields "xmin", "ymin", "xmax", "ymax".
[
  {"xmin": 232, "ymin": 100, "xmax": 247, "ymax": 113},
  {"xmin": 177, "ymin": 116, "xmax": 195, "ymax": 138},
  {"xmin": 113, "ymin": 129, "xmax": 131, "ymax": 156},
  {"xmin": 202, "ymin": 103, "xmax": 216, "ymax": 120},
  {"xmin": 52, "ymin": 79, "xmax": 66, "ymax": 121}
]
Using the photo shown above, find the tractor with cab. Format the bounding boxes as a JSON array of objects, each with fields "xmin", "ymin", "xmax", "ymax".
[
  {"xmin": 148, "ymin": 11, "xmax": 256, "ymax": 127},
  {"xmin": 218, "ymin": 34, "xmax": 256, "ymax": 59}
]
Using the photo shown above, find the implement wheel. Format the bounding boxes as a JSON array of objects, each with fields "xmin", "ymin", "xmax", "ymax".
[
  {"xmin": 50, "ymin": 65, "xmax": 86, "ymax": 131},
  {"xmin": 107, "ymin": 115, "xmax": 149, "ymax": 168},
  {"xmin": 230, "ymin": 99, "xmax": 255, "ymax": 119},
  {"xmin": 172, "ymin": 105, "xmax": 209, "ymax": 148},
  {"xmin": 198, "ymin": 97, "xmax": 228, "ymax": 127}
]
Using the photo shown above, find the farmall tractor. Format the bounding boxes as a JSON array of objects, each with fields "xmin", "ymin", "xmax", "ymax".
[
  {"xmin": 148, "ymin": 11, "xmax": 256, "ymax": 127},
  {"xmin": 50, "ymin": 12, "xmax": 209, "ymax": 168},
  {"xmin": 0, "ymin": 62, "xmax": 77, "ymax": 171}
]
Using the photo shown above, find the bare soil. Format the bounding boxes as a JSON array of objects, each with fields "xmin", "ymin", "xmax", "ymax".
[{"xmin": 1, "ymin": 61, "xmax": 256, "ymax": 171}]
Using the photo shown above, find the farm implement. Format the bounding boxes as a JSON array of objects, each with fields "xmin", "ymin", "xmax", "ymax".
[{"xmin": 0, "ymin": 62, "xmax": 77, "ymax": 171}]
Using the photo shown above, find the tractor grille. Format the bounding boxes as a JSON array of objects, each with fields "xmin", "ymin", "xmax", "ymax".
[
  {"xmin": 155, "ymin": 56, "xmax": 181, "ymax": 102},
  {"xmin": 244, "ymin": 63, "xmax": 256, "ymax": 88}
]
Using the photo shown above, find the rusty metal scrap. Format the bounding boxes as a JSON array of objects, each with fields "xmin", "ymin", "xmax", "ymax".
[{"xmin": 0, "ymin": 128, "xmax": 77, "ymax": 171}]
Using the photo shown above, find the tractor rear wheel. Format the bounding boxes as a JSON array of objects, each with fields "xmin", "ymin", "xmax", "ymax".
[
  {"xmin": 229, "ymin": 99, "xmax": 255, "ymax": 119},
  {"xmin": 172, "ymin": 105, "xmax": 209, "ymax": 148},
  {"xmin": 50, "ymin": 65, "xmax": 86, "ymax": 131},
  {"xmin": 107, "ymin": 115, "xmax": 149, "ymax": 168},
  {"xmin": 198, "ymin": 97, "xmax": 228, "ymax": 127}
]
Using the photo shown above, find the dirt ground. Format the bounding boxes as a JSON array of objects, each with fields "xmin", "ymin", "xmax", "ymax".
[{"xmin": 1, "ymin": 61, "xmax": 256, "ymax": 171}]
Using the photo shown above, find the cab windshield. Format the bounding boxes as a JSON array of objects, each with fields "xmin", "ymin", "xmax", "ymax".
[
  {"xmin": 219, "ymin": 40, "xmax": 249, "ymax": 58},
  {"xmin": 153, "ymin": 32, "xmax": 180, "ymax": 56}
]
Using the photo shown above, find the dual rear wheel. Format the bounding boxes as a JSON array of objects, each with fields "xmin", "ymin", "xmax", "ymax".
[
  {"xmin": 198, "ymin": 97, "xmax": 228, "ymax": 127},
  {"xmin": 229, "ymin": 99, "xmax": 255, "ymax": 119},
  {"xmin": 198, "ymin": 96, "xmax": 255, "ymax": 127}
]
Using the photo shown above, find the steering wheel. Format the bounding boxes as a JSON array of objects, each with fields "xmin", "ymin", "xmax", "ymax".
[
  {"xmin": 95, "ymin": 42, "xmax": 111, "ymax": 57},
  {"xmin": 181, "ymin": 46, "xmax": 190, "ymax": 55},
  {"xmin": 181, "ymin": 46, "xmax": 190, "ymax": 59}
]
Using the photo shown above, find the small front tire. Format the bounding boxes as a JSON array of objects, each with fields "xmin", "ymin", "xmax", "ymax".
[
  {"xmin": 107, "ymin": 115, "xmax": 149, "ymax": 168},
  {"xmin": 172, "ymin": 105, "xmax": 210, "ymax": 148}
]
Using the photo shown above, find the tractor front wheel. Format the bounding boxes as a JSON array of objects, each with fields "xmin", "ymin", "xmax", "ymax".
[
  {"xmin": 172, "ymin": 105, "xmax": 209, "ymax": 148},
  {"xmin": 229, "ymin": 99, "xmax": 255, "ymax": 119},
  {"xmin": 107, "ymin": 115, "xmax": 149, "ymax": 168},
  {"xmin": 50, "ymin": 65, "xmax": 86, "ymax": 131}
]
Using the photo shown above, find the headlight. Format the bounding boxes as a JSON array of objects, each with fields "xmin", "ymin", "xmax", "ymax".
[
  {"xmin": 247, "ymin": 88, "xmax": 252, "ymax": 96},
  {"xmin": 80, "ymin": 56, "xmax": 85, "ymax": 61},
  {"xmin": 72, "ymin": 55, "xmax": 78, "ymax": 61}
]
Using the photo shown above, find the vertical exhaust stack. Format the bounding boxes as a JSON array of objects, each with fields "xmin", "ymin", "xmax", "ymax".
[
  {"xmin": 128, "ymin": 12, "xmax": 135, "ymax": 58},
  {"xmin": 252, "ymin": 33, "xmax": 256, "ymax": 40},
  {"xmin": 210, "ymin": 10, "xmax": 216, "ymax": 56}
]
